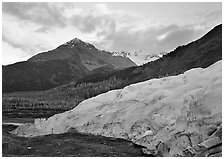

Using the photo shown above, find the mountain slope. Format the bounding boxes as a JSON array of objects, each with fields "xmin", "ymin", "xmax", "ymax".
[
  {"xmin": 3, "ymin": 60, "xmax": 88, "ymax": 92},
  {"xmin": 2, "ymin": 24, "xmax": 221, "ymax": 117},
  {"xmin": 3, "ymin": 24, "xmax": 219, "ymax": 111},
  {"xmin": 77, "ymin": 24, "xmax": 222, "ymax": 85},
  {"xmin": 12, "ymin": 60, "xmax": 222, "ymax": 157},
  {"xmin": 28, "ymin": 38, "xmax": 136, "ymax": 70},
  {"xmin": 2, "ymin": 38, "xmax": 136, "ymax": 92}
]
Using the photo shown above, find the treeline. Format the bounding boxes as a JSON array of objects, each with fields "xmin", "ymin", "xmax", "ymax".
[
  {"xmin": 3, "ymin": 76, "xmax": 130, "ymax": 118},
  {"xmin": 47, "ymin": 76, "xmax": 130, "ymax": 100}
]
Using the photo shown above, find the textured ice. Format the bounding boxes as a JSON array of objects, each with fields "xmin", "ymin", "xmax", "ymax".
[{"xmin": 12, "ymin": 60, "xmax": 222, "ymax": 156}]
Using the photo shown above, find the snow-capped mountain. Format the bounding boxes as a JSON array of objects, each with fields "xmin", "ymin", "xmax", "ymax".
[{"xmin": 112, "ymin": 51, "xmax": 167, "ymax": 65}]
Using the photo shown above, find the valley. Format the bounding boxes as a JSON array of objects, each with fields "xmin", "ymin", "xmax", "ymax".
[
  {"xmin": 3, "ymin": 24, "xmax": 222, "ymax": 120},
  {"xmin": 2, "ymin": 24, "xmax": 222, "ymax": 157}
]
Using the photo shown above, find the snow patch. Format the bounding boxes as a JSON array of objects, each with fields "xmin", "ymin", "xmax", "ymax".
[{"xmin": 112, "ymin": 51, "xmax": 167, "ymax": 65}]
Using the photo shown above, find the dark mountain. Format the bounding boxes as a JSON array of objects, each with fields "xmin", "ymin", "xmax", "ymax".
[{"xmin": 2, "ymin": 38, "xmax": 136, "ymax": 92}]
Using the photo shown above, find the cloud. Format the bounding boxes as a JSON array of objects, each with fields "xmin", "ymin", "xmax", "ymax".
[
  {"xmin": 2, "ymin": 2, "xmax": 67, "ymax": 28},
  {"xmin": 2, "ymin": 2, "xmax": 85, "ymax": 30},
  {"xmin": 75, "ymin": 15, "xmax": 116, "ymax": 35},
  {"xmin": 72, "ymin": 3, "xmax": 206, "ymax": 53},
  {"xmin": 183, "ymin": 6, "xmax": 222, "ymax": 29},
  {"xmin": 63, "ymin": 8, "xmax": 82, "ymax": 18},
  {"xmin": 2, "ymin": 3, "xmax": 117, "ymax": 50},
  {"xmin": 206, "ymin": 9, "xmax": 222, "ymax": 20},
  {"xmin": 91, "ymin": 3, "xmax": 110, "ymax": 16},
  {"xmin": 2, "ymin": 14, "xmax": 52, "ymax": 56},
  {"xmin": 2, "ymin": 41, "xmax": 29, "ymax": 65},
  {"xmin": 98, "ymin": 24, "xmax": 205, "ymax": 53},
  {"xmin": 2, "ymin": 2, "xmax": 221, "ymax": 65},
  {"xmin": 158, "ymin": 26, "xmax": 201, "ymax": 50}
]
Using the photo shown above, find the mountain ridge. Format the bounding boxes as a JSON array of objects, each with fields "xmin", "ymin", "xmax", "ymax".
[
  {"xmin": 112, "ymin": 51, "xmax": 167, "ymax": 65},
  {"xmin": 3, "ymin": 38, "xmax": 136, "ymax": 92},
  {"xmin": 2, "ymin": 24, "xmax": 222, "ymax": 95},
  {"xmin": 77, "ymin": 24, "xmax": 222, "ymax": 85},
  {"xmin": 28, "ymin": 37, "xmax": 136, "ymax": 70},
  {"xmin": 2, "ymin": 24, "xmax": 222, "ymax": 122}
]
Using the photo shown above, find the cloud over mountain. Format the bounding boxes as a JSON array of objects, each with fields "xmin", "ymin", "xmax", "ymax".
[{"xmin": 2, "ymin": 2, "xmax": 221, "ymax": 65}]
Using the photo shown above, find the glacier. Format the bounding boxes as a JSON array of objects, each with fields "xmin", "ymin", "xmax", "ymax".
[{"xmin": 12, "ymin": 60, "xmax": 222, "ymax": 156}]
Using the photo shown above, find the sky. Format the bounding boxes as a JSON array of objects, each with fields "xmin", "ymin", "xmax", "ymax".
[{"xmin": 2, "ymin": 2, "xmax": 222, "ymax": 65}]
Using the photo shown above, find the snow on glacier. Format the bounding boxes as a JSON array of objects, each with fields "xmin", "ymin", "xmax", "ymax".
[{"xmin": 12, "ymin": 60, "xmax": 222, "ymax": 156}]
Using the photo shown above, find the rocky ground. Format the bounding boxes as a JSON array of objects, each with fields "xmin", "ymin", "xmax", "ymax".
[
  {"xmin": 3, "ymin": 122, "xmax": 222, "ymax": 157},
  {"xmin": 183, "ymin": 124, "xmax": 222, "ymax": 157},
  {"xmin": 142, "ymin": 124, "xmax": 222, "ymax": 157}
]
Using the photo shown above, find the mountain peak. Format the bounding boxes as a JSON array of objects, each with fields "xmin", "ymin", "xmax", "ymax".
[
  {"xmin": 64, "ymin": 38, "xmax": 84, "ymax": 45},
  {"xmin": 62, "ymin": 38, "xmax": 92, "ymax": 48}
]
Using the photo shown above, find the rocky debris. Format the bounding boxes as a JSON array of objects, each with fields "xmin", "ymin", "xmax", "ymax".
[
  {"xmin": 141, "ymin": 124, "xmax": 222, "ymax": 157},
  {"xmin": 183, "ymin": 125, "xmax": 222, "ymax": 157}
]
